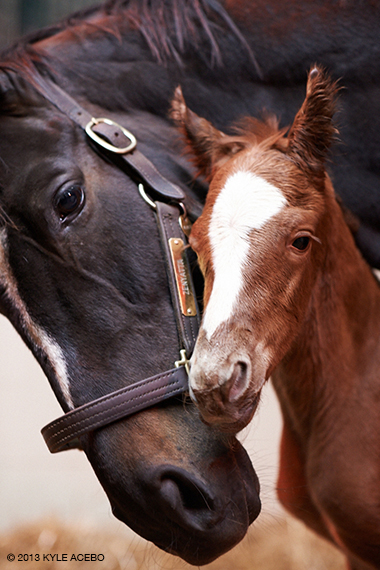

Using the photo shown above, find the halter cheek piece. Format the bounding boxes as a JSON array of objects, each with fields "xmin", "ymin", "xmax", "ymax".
[{"xmin": 31, "ymin": 77, "xmax": 201, "ymax": 453}]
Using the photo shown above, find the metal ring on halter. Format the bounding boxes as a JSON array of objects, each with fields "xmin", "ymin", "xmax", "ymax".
[
  {"xmin": 178, "ymin": 202, "xmax": 187, "ymax": 218},
  {"xmin": 178, "ymin": 202, "xmax": 192, "ymax": 237},
  {"xmin": 138, "ymin": 183, "xmax": 157, "ymax": 209}
]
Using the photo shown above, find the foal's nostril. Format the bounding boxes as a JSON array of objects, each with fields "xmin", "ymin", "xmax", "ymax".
[{"xmin": 223, "ymin": 360, "xmax": 250, "ymax": 402}]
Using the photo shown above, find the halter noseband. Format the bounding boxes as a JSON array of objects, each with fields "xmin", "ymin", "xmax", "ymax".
[{"xmin": 31, "ymin": 76, "xmax": 201, "ymax": 453}]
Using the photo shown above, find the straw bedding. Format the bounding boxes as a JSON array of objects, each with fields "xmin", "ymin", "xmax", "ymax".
[{"xmin": 0, "ymin": 515, "xmax": 345, "ymax": 569}]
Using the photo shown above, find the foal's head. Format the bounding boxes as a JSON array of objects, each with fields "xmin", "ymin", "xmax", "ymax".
[{"xmin": 171, "ymin": 66, "xmax": 338, "ymax": 432}]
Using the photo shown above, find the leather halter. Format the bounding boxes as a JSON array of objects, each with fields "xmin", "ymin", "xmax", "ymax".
[{"xmin": 31, "ymin": 76, "xmax": 201, "ymax": 452}]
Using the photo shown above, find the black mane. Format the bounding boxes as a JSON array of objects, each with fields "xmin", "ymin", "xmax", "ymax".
[{"xmin": 0, "ymin": 0, "xmax": 256, "ymax": 70}]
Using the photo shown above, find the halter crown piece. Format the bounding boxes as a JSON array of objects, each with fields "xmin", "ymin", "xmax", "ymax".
[{"xmin": 34, "ymin": 76, "xmax": 201, "ymax": 452}]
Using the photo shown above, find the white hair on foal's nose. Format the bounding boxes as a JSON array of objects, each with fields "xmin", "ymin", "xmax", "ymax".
[{"xmin": 203, "ymin": 170, "xmax": 287, "ymax": 340}]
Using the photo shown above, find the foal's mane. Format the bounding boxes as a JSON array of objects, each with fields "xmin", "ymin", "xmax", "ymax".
[{"xmin": 231, "ymin": 115, "xmax": 288, "ymax": 149}]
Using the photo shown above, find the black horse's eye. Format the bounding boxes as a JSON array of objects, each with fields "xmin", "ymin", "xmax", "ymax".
[
  {"xmin": 55, "ymin": 184, "xmax": 85, "ymax": 221},
  {"xmin": 292, "ymin": 236, "xmax": 310, "ymax": 251}
]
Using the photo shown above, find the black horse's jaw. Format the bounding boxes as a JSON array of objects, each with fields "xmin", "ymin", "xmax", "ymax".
[{"xmin": 87, "ymin": 422, "xmax": 260, "ymax": 566}]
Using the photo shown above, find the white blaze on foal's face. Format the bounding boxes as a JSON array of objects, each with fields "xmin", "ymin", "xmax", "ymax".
[{"xmin": 202, "ymin": 169, "xmax": 287, "ymax": 340}]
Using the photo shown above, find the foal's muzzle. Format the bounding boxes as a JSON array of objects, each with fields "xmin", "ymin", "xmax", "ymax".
[
  {"xmin": 192, "ymin": 382, "xmax": 261, "ymax": 433},
  {"xmin": 190, "ymin": 355, "xmax": 263, "ymax": 432}
]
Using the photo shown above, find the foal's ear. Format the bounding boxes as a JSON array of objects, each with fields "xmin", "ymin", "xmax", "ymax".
[
  {"xmin": 170, "ymin": 86, "xmax": 246, "ymax": 180},
  {"xmin": 287, "ymin": 66, "xmax": 338, "ymax": 180}
]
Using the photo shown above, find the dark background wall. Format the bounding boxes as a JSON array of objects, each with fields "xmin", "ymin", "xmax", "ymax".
[{"xmin": 0, "ymin": 0, "xmax": 98, "ymax": 51}]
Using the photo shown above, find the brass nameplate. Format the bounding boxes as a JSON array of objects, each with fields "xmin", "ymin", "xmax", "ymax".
[{"xmin": 168, "ymin": 238, "xmax": 197, "ymax": 317}]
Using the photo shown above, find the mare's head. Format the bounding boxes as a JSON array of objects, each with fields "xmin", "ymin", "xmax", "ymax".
[
  {"xmin": 171, "ymin": 66, "xmax": 338, "ymax": 433},
  {"xmin": 0, "ymin": 7, "xmax": 261, "ymax": 562}
]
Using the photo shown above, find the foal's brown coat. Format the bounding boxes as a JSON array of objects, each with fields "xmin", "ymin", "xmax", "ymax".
[{"xmin": 171, "ymin": 68, "xmax": 380, "ymax": 569}]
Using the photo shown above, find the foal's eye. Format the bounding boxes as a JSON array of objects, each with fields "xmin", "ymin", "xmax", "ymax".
[
  {"xmin": 291, "ymin": 236, "xmax": 310, "ymax": 251},
  {"xmin": 55, "ymin": 184, "xmax": 85, "ymax": 221}
]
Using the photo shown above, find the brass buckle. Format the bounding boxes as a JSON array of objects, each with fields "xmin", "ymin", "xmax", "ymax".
[
  {"xmin": 85, "ymin": 117, "xmax": 137, "ymax": 154},
  {"xmin": 175, "ymin": 349, "xmax": 191, "ymax": 375}
]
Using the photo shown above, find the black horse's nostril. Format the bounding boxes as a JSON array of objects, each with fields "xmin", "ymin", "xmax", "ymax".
[
  {"xmin": 152, "ymin": 467, "xmax": 221, "ymax": 531},
  {"xmin": 160, "ymin": 476, "xmax": 213, "ymax": 512},
  {"xmin": 222, "ymin": 360, "xmax": 250, "ymax": 402}
]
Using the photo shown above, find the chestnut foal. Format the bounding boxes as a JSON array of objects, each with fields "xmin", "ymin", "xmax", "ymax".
[{"xmin": 171, "ymin": 67, "xmax": 380, "ymax": 569}]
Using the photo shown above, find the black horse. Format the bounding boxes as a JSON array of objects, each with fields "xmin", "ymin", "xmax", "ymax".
[{"xmin": 0, "ymin": 0, "xmax": 379, "ymax": 565}]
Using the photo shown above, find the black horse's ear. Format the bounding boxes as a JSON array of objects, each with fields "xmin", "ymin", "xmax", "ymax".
[
  {"xmin": 0, "ymin": 73, "xmax": 38, "ymax": 115},
  {"xmin": 287, "ymin": 66, "xmax": 338, "ymax": 180},
  {"xmin": 0, "ymin": 77, "xmax": 18, "ymax": 114},
  {"xmin": 170, "ymin": 86, "xmax": 246, "ymax": 180}
]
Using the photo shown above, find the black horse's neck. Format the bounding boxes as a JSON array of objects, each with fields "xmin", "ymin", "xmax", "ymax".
[
  {"xmin": 0, "ymin": 1, "xmax": 258, "ymax": 123},
  {"xmin": 2, "ymin": 0, "xmax": 380, "ymax": 268}
]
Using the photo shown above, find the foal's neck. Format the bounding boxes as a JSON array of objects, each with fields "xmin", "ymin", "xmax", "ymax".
[{"xmin": 273, "ymin": 186, "xmax": 380, "ymax": 440}]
